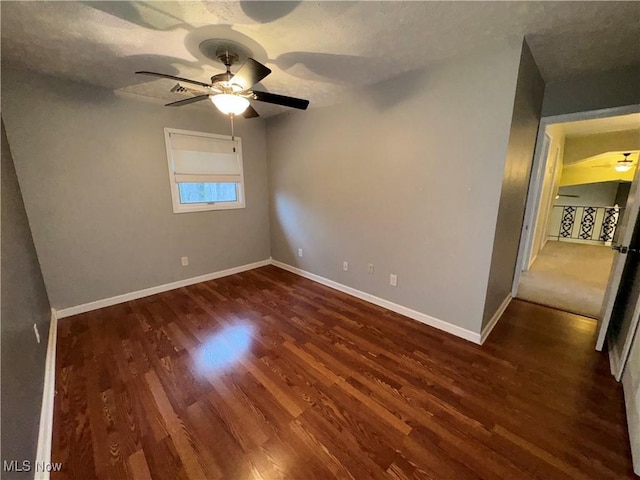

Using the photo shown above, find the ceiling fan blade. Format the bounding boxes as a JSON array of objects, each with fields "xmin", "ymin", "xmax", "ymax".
[
  {"xmin": 230, "ymin": 58, "xmax": 271, "ymax": 90},
  {"xmin": 136, "ymin": 71, "xmax": 211, "ymax": 88},
  {"xmin": 164, "ymin": 95, "xmax": 211, "ymax": 107},
  {"xmin": 242, "ymin": 105, "xmax": 260, "ymax": 119},
  {"xmin": 252, "ymin": 90, "xmax": 309, "ymax": 110}
]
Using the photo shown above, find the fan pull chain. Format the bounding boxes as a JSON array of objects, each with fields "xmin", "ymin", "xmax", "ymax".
[{"xmin": 230, "ymin": 113, "xmax": 236, "ymax": 152}]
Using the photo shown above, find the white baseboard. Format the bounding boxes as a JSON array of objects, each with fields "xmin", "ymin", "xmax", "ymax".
[
  {"xmin": 34, "ymin": 308, "xmax": 58, "ymax": 480},
  {"xmin": 55, "ymin": 258, "xmax": 483, "ymax": 345},
  {"xmin": 56, "ymin": 259, "xmax": 271, "ymax": 318},
  {"xmin": 480, "ymin": 295, "xmax": 511, "ymax": 345},
  {"xmin": 271, "ymin": 260, "xmax": 482, "ymax": 344}
]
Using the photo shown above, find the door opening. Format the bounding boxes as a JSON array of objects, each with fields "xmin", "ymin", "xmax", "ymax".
[{"xmin": 514, "ymin": 106, "xmax": 640, "ymax": 367}]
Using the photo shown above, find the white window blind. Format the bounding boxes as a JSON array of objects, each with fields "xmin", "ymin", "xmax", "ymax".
[
  {"xmin": 163, "ymin": 128, "xmax": 246, "ymax": 213},
  {"xmin": 168, "ymin": 131, "xmax": 242, "ymax": 184}
]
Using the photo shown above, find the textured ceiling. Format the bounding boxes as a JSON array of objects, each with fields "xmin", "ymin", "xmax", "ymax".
[{"xmin": 1, "ymin": 1, "xmax": 639, "ymax": 117}]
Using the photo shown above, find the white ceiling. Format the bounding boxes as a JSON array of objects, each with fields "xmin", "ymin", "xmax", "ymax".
[{"xmin": 1, "ymin": 1, "xmax": 639, "ymax": 117}]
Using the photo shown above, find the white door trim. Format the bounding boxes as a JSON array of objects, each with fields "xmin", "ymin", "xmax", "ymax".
[
  {"xmin": 35, "ymin": 308, "xmax": 58, "ymax": 480},
  {"xmin": 513, "ymin": 131, "xmax": 552, "ymax": 297},
  {"xmin": 513, "ymin": 128, "xmax": 545, "ymax": 296},
  {"xmin": 537, "ymin": 144, "xmax": 561, "ymax": 256}
]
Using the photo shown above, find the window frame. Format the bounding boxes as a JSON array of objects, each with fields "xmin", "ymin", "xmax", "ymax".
[{"xmin": 164, "ymin": 127, "xmax": 246, "ymax": 213}]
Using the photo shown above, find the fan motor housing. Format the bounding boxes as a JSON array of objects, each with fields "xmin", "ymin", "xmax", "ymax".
[{"xmin": 210, "ymin": 72, "xmax": 233, "ymax": 84}]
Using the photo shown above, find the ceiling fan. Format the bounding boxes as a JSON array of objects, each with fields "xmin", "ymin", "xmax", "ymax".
[
  {"xmin": 591, "ymin": 152, "xmax": 635, "ymax": 173},
  {"xmin": 135, "ymin": 49, "xmax": 309, "ymax": 119}
]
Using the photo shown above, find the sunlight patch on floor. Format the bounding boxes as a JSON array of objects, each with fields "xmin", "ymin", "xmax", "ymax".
[{"xmin": 194, "ymin": 323, "xmax": 254, "ymax": 375}]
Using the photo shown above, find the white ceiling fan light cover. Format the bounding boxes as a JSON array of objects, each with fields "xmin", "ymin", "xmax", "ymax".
[
  {"xmin": 615, "ymin": 163, "xmax": 633, "ymax": 173},
  {"xmin": 210, "ymin": 94, "xmax": 250, "ymax": 115}
]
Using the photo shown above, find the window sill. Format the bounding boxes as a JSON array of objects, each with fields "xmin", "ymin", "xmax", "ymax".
[{"xmin": 172, "ymin": 202, "xmax": 246, "ymax": 214}]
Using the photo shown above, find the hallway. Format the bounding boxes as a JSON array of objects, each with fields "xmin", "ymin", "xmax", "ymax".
[{"xmin": 517, "ymin": 240, "xmax": 615, "ymax": 318}]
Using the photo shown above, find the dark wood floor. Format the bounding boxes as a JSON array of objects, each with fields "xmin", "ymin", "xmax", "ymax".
[{"xmin": 52, "ymin": 265, "xmax": 636, "ymax": 479}]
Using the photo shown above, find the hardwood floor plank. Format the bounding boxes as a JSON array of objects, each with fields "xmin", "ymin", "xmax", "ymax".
[
  {"xmin": 125, "ymin": 376, "xmax": 168, "ymax": 444},
  {"xmin": 203, "ymin": 379, "xmax": 270, "ymax": 451},
  {"xmin": 492, "ymin": 424, "xmax": 607, "ymax": 480},
  {"xmin": 52, "ymin": 265, "xmax": 637, "ymax": 479},
  {"xmin": 281, "ymin": 340, "xmax": 340, "ymax": 385},
  {"xmin": 183, "ymin": 400, "xmax": 245, "ymax": 477},
  {"xmin": 288, "ymin": 417, "xmax": 358, "ymax": 480},
  {"xmin": 84, "ymin": 358, "xmax": 114, "ymax": 479},
  {"xmin": 297, "ymin": 409, "xmax": 390, "ymax": 480},
  {"xmin": 250, "ymin": 433, "xmax": 335, "ymax": 480},
  {"xmin": 144, "ymin": 371, "xmax": 208, "ymax": 480},
  {"xmin": 238, "ymin": 354, "xmax": 306, "ymax": 418},
  {"xmin": 127, "ymin": 450, "xmax": 152, "ymax": 480},
  {"xmin": 51, "ymin": 364, "xmax": 96, "ymax": 480},
  {"xmin": 142, "ymin": 435, "xmax": 188, "ymax": 480}
]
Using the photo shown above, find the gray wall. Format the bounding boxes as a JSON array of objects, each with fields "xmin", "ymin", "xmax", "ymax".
[
  {"xmin": 541, "ymin": 65, "xmax": 640, "ymax": 117},
  {"xmin": 482, "ymin": 40, "xmax": 545, "ymax": 327},
  {"xmin": 556, "ymin": 182, "xmax": 621, "ymax": 208},
  {"xmin": 1, "ymin": 120, "xmax": 51, "ymax": 476},
  {"xmin": 616, "ymin": 182, "xmax": 632, "ymax": 209},
  {"xmin": 1, "ymin": 67, "xmax": 271, "ymax": 309},
  {"xmin": 267, "ymin": 41, "xmax": 522, "ymax": 333}
]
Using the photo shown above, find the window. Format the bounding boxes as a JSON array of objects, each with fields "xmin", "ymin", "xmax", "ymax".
[{"xmin": 164, "ymin": 128, "xmax": 245, "ymax": 213}]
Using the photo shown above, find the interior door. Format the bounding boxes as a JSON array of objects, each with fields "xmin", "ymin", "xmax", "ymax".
[
  {"xmin": 596, "ymin": 166, "xmax": 640, "ymax": 351},
  {"xmin": 608, "ymin": 234, "xmax": 640, "ymax": 379}
]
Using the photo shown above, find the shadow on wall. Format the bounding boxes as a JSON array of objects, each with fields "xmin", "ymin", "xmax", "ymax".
[
  {"xmin": 362, "ymin": 66, "xmax": 432, "ymax": 111},
  {"xmin": 2, "ymin": 66, "xmax": 121, "ymax": 108},
  {"xmin": 270, "ymin": 190, "xmax": 305, "ymax": 267}
]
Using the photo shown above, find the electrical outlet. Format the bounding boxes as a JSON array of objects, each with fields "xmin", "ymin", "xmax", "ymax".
[
  {"xmin": 343, "ymin": 261, "xmax": 349, "ymax": 271},
  {"xmin": 368, "ymin": 263, "xmax": 374, "ymax": 274},
  {"xmin": 181, "ymin": 256, "xmax": 189, "ymax": 266},
  {"xmin": 298, "ymin": 248, "xmax": 303, "ymax": 258},
  {"xmin": 390, "ymin": 274, "xmax": 398, "ymax": 287},
  {"xmin": 33, "ymin": 323, "xmax": 41, "ymax": 344}
]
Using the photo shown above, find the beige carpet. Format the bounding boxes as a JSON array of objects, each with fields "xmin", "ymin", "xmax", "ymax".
[{"xmin": 516, "ymin": 241, "xmax": 615, "ymax": 318}]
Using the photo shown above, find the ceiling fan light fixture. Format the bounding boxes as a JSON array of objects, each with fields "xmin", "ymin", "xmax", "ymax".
[
  {"xmin": 211, "ymin": 94, "xmax": 250, "ymax": 115},
  {"xmin": 615, "ymin": 163, "xmax": 632, "ymax": 173}
]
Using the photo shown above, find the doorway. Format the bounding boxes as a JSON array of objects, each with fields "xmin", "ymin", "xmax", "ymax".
[{"xmin": 514, "ymin": 107, "xmax": 640, "ymax": 363}]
